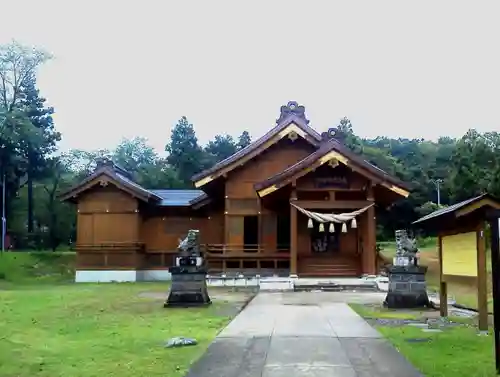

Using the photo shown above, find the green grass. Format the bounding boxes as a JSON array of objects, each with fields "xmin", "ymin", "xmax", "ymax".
[
  {"xmin": 0, "ymin": 252, "xmax": 244, "ymax": 376},
  {"xmin": 0, "ymin": 251, "xmax": 75, "ymax": 285},
  {"xmin": 351, "ymin": 303, "xmax": 497, "ymax": 377},
  {"xmin": 0, "ymin": 283, "xmax": 235, "ymax": 377},
  {"xmin": 349, "ymin": 303, "xmax": 421, "ymax": 320},
  {"xmin": 380, "ymin": 326, "xmax": 495, "ymax": 377}
]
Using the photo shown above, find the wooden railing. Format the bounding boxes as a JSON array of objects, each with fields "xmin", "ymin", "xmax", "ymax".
[
  {"xmin": 202, "ymin": 244, "xmax": 290, "ymax": 272},
  {"xmin": 75, "ymin": 242, "xmax": 145, "ymax": 252},
  {"xmin": 76, "ymin": 242, "xmax": 146, "ymax": 269},
  {"xmin": 203, "ymin": 244, "xmax": 289, "ymax": 255}
]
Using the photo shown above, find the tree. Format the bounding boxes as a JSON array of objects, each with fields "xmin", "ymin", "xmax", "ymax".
[
  {"xmin": 36, "ymin": 156, "xmax": 76, "ymax": 251},
  {"xmin": 0, "ymin": 41, "xmax": 51, "ymax": 229},
  {"xmin": 19, "ymin": 77, "xmax": 60, "ymax": 232},
  {"xmin": 334, "ymin": 117, "xmax": 363, "ymax": 153},
  {"xmin": 237, "ymin": 131, "xmax": 251, "ymax": 150},
  {"xmin": 112, "ymin": 137, "xmax": 183, "ymax": 189},
  {"xmin": 0, "ymin": 41, "xmax": 51, "ymax": 113},
  {"xmin": 449, "ymin": 129, "xmax": 495, "ymax": 201},
  {"xmin": 165, "ymin": 116, "xmax": 206, "ymax": 186},
  {"xmin": 113, "ymin": 137, "xmax": 157, "ymax": 173},
  {"xmin": 65, "ymin": 149, "xmax": 112, "ymax": 180},
  {"xmin": 205, "ymin": 134, "xmax": 237, "ymax": 164}
]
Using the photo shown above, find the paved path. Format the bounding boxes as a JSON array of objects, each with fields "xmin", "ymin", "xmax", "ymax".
[{"xmin": 186, "ymin": 292, "xmax": 422, "ymax": 377}]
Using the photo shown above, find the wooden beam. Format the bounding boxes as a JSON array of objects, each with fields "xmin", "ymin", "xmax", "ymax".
[
  {"xmin": 456, "ymin": 198, "xmax": 500, "ymax": 218},
  {"xmin": 297, "ymin": 187, "xmax": 365, "ymax": 193},
  {"xmin": 438, "ymin": 234, "xmax": 448, "ymax": 317},
  {"xmin": 477, "ymin": 223, "xmax": 488, "ymax": 331},
  {"xmin": 290, "ymin": 189, "xmax": 298, "ymax": 276},
  {"xmin": 366, "ymin": 204, "xmax": 377, "ymax": 274},
  {"xmin": 381, "ymin": 182, "xmax": 410, "ymax": 198},
  {"xmin": 366, "ymin": 181, "xmax": 375, "ymax": 201},
  {"xmin": 293, "ymin": 200, "xmax": 373, "ymax": 209}
]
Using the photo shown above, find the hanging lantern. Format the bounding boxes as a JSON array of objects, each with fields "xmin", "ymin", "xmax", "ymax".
[
  {"xmin": 341, "ymin": 223, "xmax": 348, "ymax": 233},
  {"xmin": 319, "ymin": 223, "xmax": 325, "ymax": 232},
  {"xmin": 307, "ymin": 218, "xmax": 313, "ymax": 229},
  {"xmin": 351, "ymin": 217, "xmax": 357, "ymax": 229},
  {"xmin": 329, "ymin": 223, "xmax": 335, "ymax": 233}
]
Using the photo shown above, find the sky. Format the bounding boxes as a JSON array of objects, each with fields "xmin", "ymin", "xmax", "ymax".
[{"xmin": 1, "ymin": 1, "xmax": 499, "ymax": 154}]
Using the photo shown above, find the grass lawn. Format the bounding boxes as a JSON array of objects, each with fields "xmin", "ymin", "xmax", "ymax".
[
  {"xmin": 351, "ymin": 303, "xmax": 497, "ymax": 377},
  {"xmin": 379, "ymin": 239, "xmax": 494, "ymax": 312},
  {"xmin": 0, "ymin": 253, "xmax": 250, "ymax": 377}
]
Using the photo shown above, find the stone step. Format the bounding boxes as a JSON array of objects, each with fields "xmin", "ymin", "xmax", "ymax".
[{"xmin": 294, "ymin": 281, "xmax": 378, "ymax": 292}]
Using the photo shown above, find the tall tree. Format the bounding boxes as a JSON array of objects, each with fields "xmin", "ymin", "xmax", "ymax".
[
  {"xmin": 19, "ymin": 77, "xmax": 60, "ymax": 232},
  {"xmin": 165, "ymin": 116, "xmax": 205, "ymax": 186},
  {"xmin": 0, "ymin": 41, "xmax": 51, "ymax": 228}
]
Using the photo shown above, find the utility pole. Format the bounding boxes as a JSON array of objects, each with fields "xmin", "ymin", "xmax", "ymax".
[{"xmin": 432, "ymin": 179, "xmax": 443, "ymax": 206}]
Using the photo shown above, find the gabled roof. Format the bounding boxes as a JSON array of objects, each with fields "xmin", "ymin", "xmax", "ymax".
[
  {"xmin": 59, "ymin": 161, "xmax": 163, "ymax": 203},
  {"xmin": 59, "ymin": 160, "xmax": 213, "ymax": 209},
  {"xmin": 255, "ymin": 137, "xmax": 411, "ymax": 198},
  {"xmin": 192, "ymin": 101, "xmax": 322, "ymax": 188},
  {"xmin": 413, "ymin": 193, "xmax": 500, "ymax": 225}
]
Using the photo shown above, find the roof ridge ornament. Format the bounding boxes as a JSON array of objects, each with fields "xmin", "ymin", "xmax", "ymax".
[
  {"xmin": 95, "ymin": 157, "xmax": 133, "ymax": 180},
  {"xmin": 276, "ymin": 101, "xmax": 310, "ymax": 126},
  {"xmin": 321, "ymin": 127, "xmax": 347, "ymax": 144}
]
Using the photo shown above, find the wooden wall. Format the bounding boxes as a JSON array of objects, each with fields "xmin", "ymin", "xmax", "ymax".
[
  {"xmin": 140, "ymin": 210, "xmax": 224, "ymax": 251},
  {"xmin": 77, "ymin": 186, "xmax": 140, "ymax": 245},
  {"xmin": 224, "ymin": 138, "xmax": 315, "ymax": 249},
  {"xmin": 76, "ymin": 186, "xmax": 142, "ymax": 270},
  {"xmin": 225, "ymin": 138, "xmax": 314, "ymax": 198},
  {"xmin": 74, "ymin": 183, "xmax": 226, "ymax": 270}
]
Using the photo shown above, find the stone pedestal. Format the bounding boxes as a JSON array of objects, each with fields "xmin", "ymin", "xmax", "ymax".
[
  {"xmin": 164, "ymin": 267, "xmax": 211, "ymax": 308},
  {"xmin": 384, "ymin": 265, "xmax": 430, "ymax": 308}
]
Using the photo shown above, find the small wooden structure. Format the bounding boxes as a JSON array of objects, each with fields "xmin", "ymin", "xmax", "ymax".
[
  {"xmin": 60, "ymin": 101, "xmax": 411, "ymax": 282},
  {"xmin": 413, "ymin": 193, "xmax": 500, "ymax": 332}
]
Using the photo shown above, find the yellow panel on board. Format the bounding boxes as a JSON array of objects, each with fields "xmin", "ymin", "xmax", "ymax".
[{"xmin": 442, "ymin": 232, "xmax": 477, "ymax": 277}]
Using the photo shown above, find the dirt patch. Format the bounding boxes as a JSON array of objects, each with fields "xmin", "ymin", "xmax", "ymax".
[{"xmin": 138, "ymin": 287, "xmax": 256, "ymax": 317}]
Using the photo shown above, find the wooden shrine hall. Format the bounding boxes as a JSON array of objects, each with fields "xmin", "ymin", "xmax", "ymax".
[{"xmin": 60, "ymin": 101, "xmax": 411, "ymax": 282}]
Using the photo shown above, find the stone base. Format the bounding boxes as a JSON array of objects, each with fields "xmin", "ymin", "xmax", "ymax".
[
  {"xmin": 384, "ymin": 291, "xmax": 430, "ymax": 309},
  {"xmin": 384, "ymin": 265, "xmax": 430, "ymax": 309},
  {"xmin": 164, "ymin": 270, "xmax": 211, "ymax": 308}
]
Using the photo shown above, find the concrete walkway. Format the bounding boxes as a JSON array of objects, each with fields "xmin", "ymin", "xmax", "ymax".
[{"xmin": 186, "ymin": 292, "xmax": 423, "ymax": 377}]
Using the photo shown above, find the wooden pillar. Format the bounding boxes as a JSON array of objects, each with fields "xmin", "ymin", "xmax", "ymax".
[
  {"xmin": 224, "ymin": 195, "xmax": 230, "ymax": 248},
  {"xmin": 477, "ymin": 223, "xmax": 488, "ymax": 331},
  {"xmin": 365, "ymin": 205, "xmax": 377, "ymax": 275},
  {"xmin": 257, "ymin": 197, "xmax": 262, "ymax": 253},
  {"xmin": 487, "ymin": 210, "xmax": 500, "ymax": 374},
  {"xmin": 290, "ymin": 188, "xmax": 298, "ymax": 276},
  {"xmin": 362, "ymin": 182, "xmax": 376, "ymax": 275},
  {"xmin": 438, "ymin": 234, "xmax": 448, "ymax": 317}
]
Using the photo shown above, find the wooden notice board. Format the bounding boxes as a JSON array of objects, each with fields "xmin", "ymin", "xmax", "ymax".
[{"xmin": 441, "ymin": 232, "xmax": 478, "ymax": 277}]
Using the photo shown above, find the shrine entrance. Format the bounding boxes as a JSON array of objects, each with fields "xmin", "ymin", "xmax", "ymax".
[{"xmin": 310, "ymin": 222, "xmax": 340, "ymax": 253}]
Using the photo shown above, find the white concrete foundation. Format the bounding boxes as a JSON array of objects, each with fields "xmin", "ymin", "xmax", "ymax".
[
  {"xmin": 75, "ymin": 269, "xmax": 173, "ymax": 283},
  {"xmin": 138, "ymin": 270, "xmax": 172, "ymax": 281},
  {"xmin": 75, "ymin": 270, "xmax": 138, "ymax": 283}
]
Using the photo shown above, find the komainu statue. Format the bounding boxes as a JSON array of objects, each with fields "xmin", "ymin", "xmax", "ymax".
[
  {"xmin": 164, "ymin": 230, "xmax": 211, "ymax": 307},
  {"xmin": 384, "ymin": 230, "xmax": 430, "ymax": 309}
]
